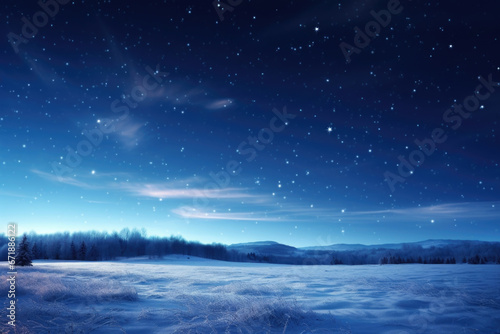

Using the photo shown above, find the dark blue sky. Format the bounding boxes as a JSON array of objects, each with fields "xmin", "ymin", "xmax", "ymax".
[{"xmin": 1, "ymin": 0, "xmax": 499, "ymax": 247}]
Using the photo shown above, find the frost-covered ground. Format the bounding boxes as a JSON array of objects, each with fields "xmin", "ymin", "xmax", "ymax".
[{"xmin": 1, "ymin": 256, "xmax": 499, "ymax": 333}]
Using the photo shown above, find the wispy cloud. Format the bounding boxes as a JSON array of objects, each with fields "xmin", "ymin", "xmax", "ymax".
[
  {"xmin": 345, "ymin": 202, "xmax": 499, "ymax": 219},
  {"xmin": 32, "ymin": 169, "xmax": 497, "ymax": 222},
  {"xmin": 85, "ymin": 200, "xmax": 116, "ymax": 204},
  {"xmin": 172, "ymin": 206, "xmax": 285, "ymax": 221},
  {"xmin": 205, "ymin": 98, "xmax": 234, "ymax": 110},
  {"xmin": 81, "ymin": 171, "xmax": 133, "ymax": 178},
  {"xmin": 117, "ymin": 182, "xmax": 256, "ymax": 199},
  {"xmin": 32, "ymin": 169, "xmax": 257, "ymax": 200},
  {"xmin": 32, "ymin": 169, "xmax": 98, "ymax": 189},
  {"xmin": 352, "ymin": 202, "xmax": 500, "ymax": 218},
  {"xmin": 107, "ymin": 118, "xmax": 145, "ymax": 149},
  {"xmin": 0, "ymin": 191, "xmax": 33, "ymax": 199},
  {"xmin": 231, "ymin": 201, "xmax": 500, "ymax": 223},
  {"xmin": 160, "ymin": 81, "xmax": 235, "ymax": 111}
]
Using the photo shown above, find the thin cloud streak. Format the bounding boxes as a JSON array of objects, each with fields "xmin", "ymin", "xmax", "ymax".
[
  {"xmin": 32, "ymin": 169, "xmax": 258, "ymax": 200},
  {"xmin": 172, "ymin": 206, "xmax": 286, "ymax": 221},
  {"xmin": 205, "ymin": 98, "xmax": 234, "ymax": 110},
  {"xmin": 32, "ymin": 169, "xmax": 98, "ymax": 189},
  {"xmin": 85, "ymin": 200, "xmax": 117, "ymax": 204},
  {"xmin": 118, "ymin": 183, "xmax": 257, "ymax": 199},
  {"xmin": 0, "ymin": 191, "xmax": 33, "ymax": 199},
  {"xmin": 108, "ymin": 118, "xmax": 145, "ymax": 149},
  {"xmin": 33, "ymin": 169, "xmax": 497, "ymax": 222},
  {"xmin": 344, "ymin": 202, "xmax": 500, "ymax": 219},
  {"xmin": 252, "ymin": 201, "xmax": 500, "ymax": 223}
]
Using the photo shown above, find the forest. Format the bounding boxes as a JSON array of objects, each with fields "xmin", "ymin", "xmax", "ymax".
[
  {"xmin": 1, "ymin": 229, "xmax": 235, "ymax": 263},
  {"xmin": 3, "ymin": 229, "xmax": 500, "ymax": 266}
]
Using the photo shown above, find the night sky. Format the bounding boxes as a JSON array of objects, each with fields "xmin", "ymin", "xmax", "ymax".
[{"xmin": 1, "ymin": 0, "xmax": 499, "ymax": 247}]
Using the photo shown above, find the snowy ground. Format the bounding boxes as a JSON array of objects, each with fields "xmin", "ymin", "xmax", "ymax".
[{"xmin": 1, "ymin": 256, "xmax": 499, "ymax": 333}]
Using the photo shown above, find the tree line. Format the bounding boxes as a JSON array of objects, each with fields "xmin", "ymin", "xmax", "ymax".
[
  {"xmin": 243, "ymin": 242, "xmax": 500, "ymax": 265},
  {"xmin": 3, "ymin": 230, "xmax": 500, "ymax": 266},
  {"xmin": 1, "ymin": 229, "xmax": 243, "ymax": 265}
]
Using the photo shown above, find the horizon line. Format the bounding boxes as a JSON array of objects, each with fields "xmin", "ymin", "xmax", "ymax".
[{"xmin": 3, "ymin": 228, "xmax": 499, "ymax": 248}]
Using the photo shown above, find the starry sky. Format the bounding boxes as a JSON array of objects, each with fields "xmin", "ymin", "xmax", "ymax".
[{"xmin": 1, "ymin": 0, "xmax": 499, "ymax": 247}]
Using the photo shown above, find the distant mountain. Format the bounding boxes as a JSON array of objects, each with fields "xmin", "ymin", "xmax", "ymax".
[
  {"xmin": 300, "ymin": 239, "xmax": 500, "ymax": 251},
  {"xmin": 230, "ymin": 241, "xmax": 283, "ymax": 247},
  {"xmin": 300, "ymin": 243, "xmax": 397, "ymax": 251},
  {"xmin": 226, "ymin": 239, "xmax": 500, "ymax": 265},
  {"xmin": 228, "ymin": 241, "xmax": 298, "ymax": 256},
  {"xmin": 229, "ymin": 239, "xmax": 499, "ymax": 255},
  {"xmin": 411, "ymin": 239, "xmax": 493, "ymax": 248}
]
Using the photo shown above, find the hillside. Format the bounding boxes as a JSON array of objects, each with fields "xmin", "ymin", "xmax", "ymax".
[{"xmin": 230, "ymin": 239, "xmax": 500, "ymax": 265}]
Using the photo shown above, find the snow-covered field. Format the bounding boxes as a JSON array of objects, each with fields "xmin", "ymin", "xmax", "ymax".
[{"xmin": 1, "ymin": 256, "xmax": 499, "ymax": 333}]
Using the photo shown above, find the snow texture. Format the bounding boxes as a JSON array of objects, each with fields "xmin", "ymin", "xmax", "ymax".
[{"xmin": 1, "ymin": 255, "xmax": 499, "ymax": 333}]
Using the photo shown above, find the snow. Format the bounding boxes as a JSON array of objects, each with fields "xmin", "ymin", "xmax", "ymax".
[
  {"xmin": 228, "ymin": 242, "xmax": 298, "ymax": 257},
  {"xmin": 1, "ymin": 256, "xmax": 499, "ymax": 333}
]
